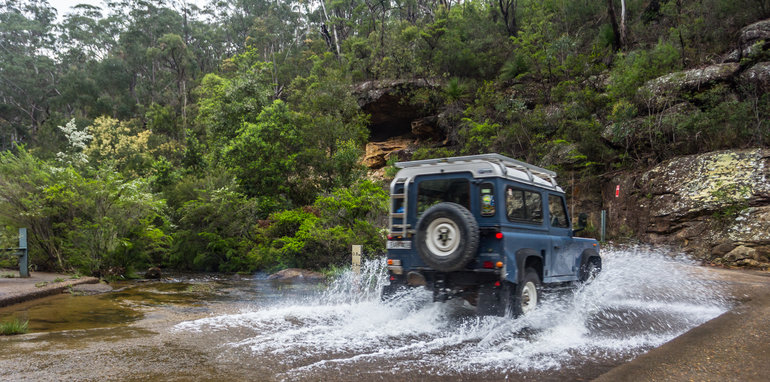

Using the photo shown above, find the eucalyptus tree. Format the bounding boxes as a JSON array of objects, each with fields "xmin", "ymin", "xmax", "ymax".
[{"xmin": 0, "ymin": 0, "xmax": 59, "ymax": 146}]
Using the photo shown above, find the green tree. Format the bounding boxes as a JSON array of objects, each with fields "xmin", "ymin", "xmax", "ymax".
[{"xmin": 0, "ymin": 0, "xmax": 59, "ymax": 145}]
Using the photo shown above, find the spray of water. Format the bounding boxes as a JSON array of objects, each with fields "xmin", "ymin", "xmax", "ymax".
[{"xmin": 174, "ymin": 246, "xmax": 730, "ymax": 378}]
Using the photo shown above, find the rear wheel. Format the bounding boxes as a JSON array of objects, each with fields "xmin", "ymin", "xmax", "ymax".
[{"xmin": 511, "ymin": 268, "xmax": 540, "ymax": 316}]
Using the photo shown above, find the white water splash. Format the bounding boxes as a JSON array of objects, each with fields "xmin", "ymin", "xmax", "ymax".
[{"xmin": 174, "ymin": 247, "xmax": 730, "ymax": 378}]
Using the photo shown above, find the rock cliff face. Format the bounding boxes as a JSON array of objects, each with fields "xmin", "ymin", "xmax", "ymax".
[
  {"xmin": 605, "ymin": 149, "xmax": 770, "ymax": 267},
  {"xmin": 354, "ymin": 79, "xmax": 446, "ymax": 169}
]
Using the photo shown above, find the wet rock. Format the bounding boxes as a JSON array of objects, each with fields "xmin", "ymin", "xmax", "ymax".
[
  {"xmin": 145, "ymin": 267, "xmax": 162, "ymax": 279},
  {"xmin": 638, "ymin": 63, "xmax": 740, "ymax": 111},
  {"xmin": 723, "ymin": 245, "xmax": 757, "ymax": 262},
  {"xmin": 267, "ymin": 268, "xmax": 325, "ymax": 281},
  {"xmin": 70, "ymin": 282, "xmax": 113, "ymax": 296}
]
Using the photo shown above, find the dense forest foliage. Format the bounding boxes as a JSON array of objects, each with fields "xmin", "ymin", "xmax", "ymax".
[{"xmin": 1, "ymin": 0, "xmax": 768, "ymax": 276}]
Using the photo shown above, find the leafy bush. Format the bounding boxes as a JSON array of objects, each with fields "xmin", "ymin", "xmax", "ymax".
[
  {"xmin": 607, "ymin": 42, "xmax": 681, "ymax": 101},
  {"xmin": 166, "ymin": 176, "xmax": 262, "ymax": 272},
  {"xmin": 0, "ymin": 147, "xmax": 168, "ymax": 276},
  {"xmin": 254, "ymin": 180, "xmax": 388, "ymax": 270}
]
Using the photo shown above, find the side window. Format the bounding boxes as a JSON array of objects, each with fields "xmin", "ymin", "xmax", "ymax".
[
  {"xmin": 417, "ymin": 178, "xmax": 470, "ymax": 215},
  {"xmin": 506, "ymin": 187, "xmax": 543, "ymax": 223},
  {"xmin": 548, "ymin": 195, "xmax": 569, "ymax": 228},
  {"xmin": 480, "ymin": 183, "xmax": 495, "ymax": 217}
]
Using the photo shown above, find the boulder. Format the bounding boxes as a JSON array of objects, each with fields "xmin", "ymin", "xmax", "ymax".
[
  {"xmin": 602, "ymin": 103, "xmax": 698, "ymax": 144},
  {"xmin": 739, "ymin": 62, "xmax": 770, "ymax": 93},
  {"xmin": 735, "ymin": 258, "xmax": 765, "ymax": 268},
  {"xmin": 723, "ymin": 19, "xmax": 770, "ymax": 62},
  {"xmin": 144, "ymin": 267, "xmax": 162, "ymax": 279},
  {"xmin": 641, "ymin": 149, "xmax": 769, "ymax": 220},
  {"xmin": 723, "ymin": 245, "xmax": 757, "ymax": 262},
  {"xmin": 267, "ymin": 268, "xmax": 325, "ymax": 281},
  {"xmin": 638, "ymin": 63, "xmax": 740, "ymax": 110},
  {"xmin": 740, "ymin": 19, "xmax": 770, "ymax": 46},
  {"xmin": 605, "ymin": 149, "xmax": 770, "ymax": 266},
  {"xmin": 711, "ymin": 242, "xmax": 737, "ymax": 257},
  {"xmin": 539, "ymin": 141, "xmax": 580, "ymax": 168}
]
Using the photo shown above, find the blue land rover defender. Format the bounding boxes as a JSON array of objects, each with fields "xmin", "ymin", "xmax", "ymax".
[{"xmin": 383, "ymin": 154, "xmax": 601, "ymax": 316}]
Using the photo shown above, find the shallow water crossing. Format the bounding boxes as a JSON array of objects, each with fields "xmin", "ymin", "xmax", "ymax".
[
  {"xmin": 174, "ymin": 247, "xmax": 729, "ymax": 380},
  {"xmin": 0, "ymin": 247, "xmax": 733, "ymax": 381}
]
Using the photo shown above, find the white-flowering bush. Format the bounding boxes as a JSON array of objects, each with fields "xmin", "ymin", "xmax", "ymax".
[{"xmin": 56, "ymin": 119, "xmax": 92, "ymax": 166}]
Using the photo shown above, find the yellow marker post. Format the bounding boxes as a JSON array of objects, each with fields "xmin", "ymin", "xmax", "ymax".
[{"xmin": 352, "ymin": 245, "xmax": 362, "ymax": 274}]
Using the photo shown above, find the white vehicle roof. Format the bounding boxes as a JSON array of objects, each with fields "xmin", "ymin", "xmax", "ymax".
[{"xmin": 394, "ymin": 154, "xmax": 563, "ymax": 192}]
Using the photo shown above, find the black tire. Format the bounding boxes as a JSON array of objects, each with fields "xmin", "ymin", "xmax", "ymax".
[
  {"xmin": 415, "ymin": 202, "xmax": 479, "ymax": 272},
  {"xmin": 579, "ymin": 257, "xmax": 601, "ymax": 283},
  {"xmin": 511, "ymin": 268, "xmax": 540, "ymax": 317}
]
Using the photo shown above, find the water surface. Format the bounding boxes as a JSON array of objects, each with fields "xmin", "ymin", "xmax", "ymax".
[{"xmin": 0, "ymin": 247, "xmax": 731, "ymax": 381}]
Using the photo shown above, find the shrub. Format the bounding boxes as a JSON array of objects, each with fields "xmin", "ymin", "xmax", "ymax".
[{"xmin": 254, "ymin": 180, "xmax": 388, "ymax": 270}]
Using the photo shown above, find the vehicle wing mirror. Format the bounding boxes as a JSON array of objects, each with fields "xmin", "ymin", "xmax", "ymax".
[{"xmin": 573, "ymin": 213, "xmax": 588, "ymax": 234}]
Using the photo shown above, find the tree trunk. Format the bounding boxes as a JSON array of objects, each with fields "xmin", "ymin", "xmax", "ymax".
[
  {"xmin": 620, "ymin": 0, "xmax": 627, "ymax": 47},
  {"xmin": 606, "ymin": 0, "xmax": 622, "ymax": 51},
  {"xmin": 319, "ymin": 0, "xmax": 341, "ymax": 56}
]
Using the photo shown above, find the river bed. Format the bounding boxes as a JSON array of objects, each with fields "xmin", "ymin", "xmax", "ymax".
[{"xmin": 0, "ymin": 247, "xmax": 732, "ymax": 381}]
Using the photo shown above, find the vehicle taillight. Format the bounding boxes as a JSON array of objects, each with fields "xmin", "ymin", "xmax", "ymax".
[
  {"xmin": 495, "ymin": 232, "xmax": 504, "ymax": 240},
  {"xmin": 483, "ymin": 261, "xmax": 494, "ymax": 269}
]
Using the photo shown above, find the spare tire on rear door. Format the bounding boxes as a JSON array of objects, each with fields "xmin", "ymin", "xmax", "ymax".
[{"xmin": 415, "ymin": 202, "xmax": 479, "ymax": 272}]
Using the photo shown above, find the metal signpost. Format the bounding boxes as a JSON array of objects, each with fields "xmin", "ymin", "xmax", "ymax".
[{"xmin": 1, "ymin": 228, "xmax": 29, "ymax": 277}]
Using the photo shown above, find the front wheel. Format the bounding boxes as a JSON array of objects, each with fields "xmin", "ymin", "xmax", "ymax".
[
  {"xmin": 511, "ymin": 268, "xmax": 540, "ymax": 316},
  {"xmin": 579, "ymin": 257, "xmax": 601, "ymax": 283}
]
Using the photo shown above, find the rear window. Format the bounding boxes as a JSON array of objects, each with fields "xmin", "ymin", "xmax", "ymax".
[
  {"xmin": 417, "ymin": 178, "xmax": 470, "ymax": 215},
  {"xmin": 506, "ymin": 187, "xmax": 543, "ymax": 224}
]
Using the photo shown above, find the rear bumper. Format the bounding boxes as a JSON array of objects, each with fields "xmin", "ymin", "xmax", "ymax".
[{"xmin": 388, "ymin": 268, "xmax": 502, "ymax": 288}]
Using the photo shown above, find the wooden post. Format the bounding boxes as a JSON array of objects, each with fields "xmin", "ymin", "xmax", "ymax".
[{"xmin": 352, "ymin": 245, "xmax": 362, "ymax": 274}]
